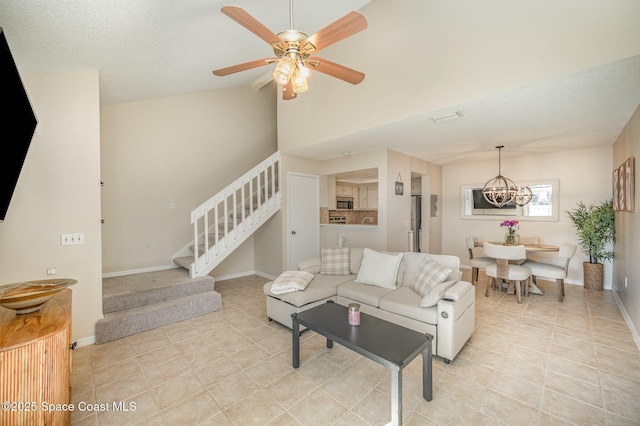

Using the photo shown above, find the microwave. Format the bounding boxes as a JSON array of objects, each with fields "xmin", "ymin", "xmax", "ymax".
[{"xmin": 336, "ymin": 197, "xmax": 353, "ymax": 210}]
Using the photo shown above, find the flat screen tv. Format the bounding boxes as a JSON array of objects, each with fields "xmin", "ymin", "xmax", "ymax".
[
  {"xmin": 472, "ymin": 189, "xmax": 516, "ymax": 209},
  {"xmin": 0, "ymin": 26, "xmax": 37, "ymax": 222}
]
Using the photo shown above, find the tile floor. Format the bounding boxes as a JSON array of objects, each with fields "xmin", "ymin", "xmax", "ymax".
[{"xmin": 70, "ymin": 271, "xmax": 640, "ymax": 425}]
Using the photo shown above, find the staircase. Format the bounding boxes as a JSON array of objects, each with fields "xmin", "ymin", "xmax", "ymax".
[
  {"xmin": 173, "ymin": 151, "xmax": 281, "ymax": 278},
  {"xmin": 95, "ymin": 268, "xmax": 220, "ymax": 344},
  {"xmin": 95, "ymin": 152, "xmax": 281, "ymax": 344}
]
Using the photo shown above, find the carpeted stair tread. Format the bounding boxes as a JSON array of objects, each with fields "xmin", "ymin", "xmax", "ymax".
[
  {"xmin": 173, "ymin": 256, "xmax": 194, "ymax": 270},
  {"xmin": 95, "ymin": 291, "xmax": 222, "ymax": 344},
  {"xmin": 102, "ymin": 268, "xmax": 213, "ymax": 313}
]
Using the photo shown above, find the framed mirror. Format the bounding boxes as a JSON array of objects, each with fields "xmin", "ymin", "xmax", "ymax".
[{"xmin": 460, "ymin": 179, "xmax": 559, "ymax": 221}]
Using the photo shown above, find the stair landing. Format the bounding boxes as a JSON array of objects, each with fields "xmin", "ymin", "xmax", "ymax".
[{"xmin": 96, "ymin": 268, "xmax": 221, "ymax": 344}]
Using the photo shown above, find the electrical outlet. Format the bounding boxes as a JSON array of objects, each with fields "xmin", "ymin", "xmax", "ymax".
[
  {"xmin": 47, "ymin": 267, "xmax": 56, "ymax": 275},
  {"xmin": 625, "ymin": 277, "xmax": 628, "ymax": 288}
]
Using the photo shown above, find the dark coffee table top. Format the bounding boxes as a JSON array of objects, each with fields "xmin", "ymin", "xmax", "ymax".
[{"xmin": 293, "ymin": 301, "xmax": 432, "ymax": 370}]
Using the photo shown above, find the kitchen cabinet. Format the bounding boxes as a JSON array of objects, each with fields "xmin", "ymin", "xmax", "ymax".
[
  {"xmin": 358, "ymin": 184, "xmax": 378, "ymax": 208},
  {"xmin": 336, "ymin": 183, "xmax": 354, "ymax": 196}
]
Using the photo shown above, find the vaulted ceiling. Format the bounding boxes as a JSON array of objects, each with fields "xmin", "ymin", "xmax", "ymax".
[{"xmin": 1, "ymin": 0, "xmax": 639, "ymax": 165}]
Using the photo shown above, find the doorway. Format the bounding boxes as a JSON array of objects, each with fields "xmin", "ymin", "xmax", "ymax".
[{"xmin": 287, "ymin": 172, "xmax": 320, "ymax": 269}]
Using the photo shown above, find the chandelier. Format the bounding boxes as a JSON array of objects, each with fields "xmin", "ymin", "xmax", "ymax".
[{"xmin": 482, "ymin": 146, "xmax": 532, "ymax": 208}]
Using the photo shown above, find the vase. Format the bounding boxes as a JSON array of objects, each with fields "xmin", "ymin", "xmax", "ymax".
[{"xmin": 505, "ymin": 232, "xmax": 519, "ymax": 245}]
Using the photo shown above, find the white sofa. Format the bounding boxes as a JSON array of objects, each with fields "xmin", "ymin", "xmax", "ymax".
[{"xmin": 263, "ymin": 248, "xmax": 476, "ymax": 363}]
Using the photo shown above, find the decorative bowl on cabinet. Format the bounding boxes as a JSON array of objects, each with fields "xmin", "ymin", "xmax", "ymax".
[{"xmin": 0, "ymin": 278, "xmax": 77, "ymax": 314}]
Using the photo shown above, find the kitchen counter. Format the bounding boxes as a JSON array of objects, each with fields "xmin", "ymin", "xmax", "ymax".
[{"xmin": 322, "ymin": 209, "xmax": 378, "ymax": 225}]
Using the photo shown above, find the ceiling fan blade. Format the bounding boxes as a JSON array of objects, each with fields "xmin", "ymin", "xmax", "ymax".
[
  {"xmin": 308, "ymin": 57, "xmax": 365, "ymax": 85},
  {"xmin": 301, "ymin": 11, "xmax": 367, "ymax": 54},
  {"xmin": 282, "ymin": 79, "xmax": 297, "ymax": 100},
  {"xmin": 212, "ymin": 58, "xmax": 276, "ymax": 76},
  {"xmin": 221, "ymin": 6, "xmax": 285, "ymax": 50}
]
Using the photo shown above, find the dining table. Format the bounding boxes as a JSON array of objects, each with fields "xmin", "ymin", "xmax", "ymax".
[{"xmin": 474, "ymin": 242, "xmax": 560, "ymax": 295}]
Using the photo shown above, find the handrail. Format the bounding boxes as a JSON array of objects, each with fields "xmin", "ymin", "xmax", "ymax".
[{"xmin": 183, "ymin": 151, "xmax": 281, "ymax": 278}]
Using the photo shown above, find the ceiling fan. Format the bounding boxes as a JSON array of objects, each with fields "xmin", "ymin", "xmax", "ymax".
[{"xmin": 212, "ymin": 1, "xmax": 367, "ymax": 100}]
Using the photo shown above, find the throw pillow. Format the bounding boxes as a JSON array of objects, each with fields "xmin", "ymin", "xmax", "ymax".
[
  {"xmin": 270, "ymin": 270, "xmax": 315, "ymax": 295},
  {"xmin": 355, "ymin": 248, "xmax": 403, "ymax": 289},
  {"xmin": 320, "ymin": 247, "xmax": 350, "ymax": 275},
  {"xmin": 410, "ymin": 256, "xmax": 453, "ymax": 307}
]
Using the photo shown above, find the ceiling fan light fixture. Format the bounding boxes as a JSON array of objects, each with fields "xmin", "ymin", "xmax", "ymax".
[
  {"xmin": 297, "ymin": 60, "xmax": 309, "ymax": 77},
  {"xmin": 273, "ymin": 55, "xmax": 296, "ymax": 85},
  {"xmin": 292, "ymin": 68, "xmax": 308, "ymax": 93},
  {"xmin": 212, "ymin": 4, "xmax": 367, "ymax": 100}
]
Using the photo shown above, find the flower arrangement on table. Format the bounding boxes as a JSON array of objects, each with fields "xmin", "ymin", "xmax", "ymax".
[{"xmin": 500, "ymin": 220, "xmax": 520, "ymax": 245}]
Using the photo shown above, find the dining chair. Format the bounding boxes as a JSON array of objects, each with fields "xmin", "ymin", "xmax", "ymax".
[
  {"xmin": 465, "ymin": 237, "xmax": 495, "ymax": 284},
  {"xmin": 483, "ymin": 242, "xmax": 532, "ymax": 303},
  {"xmin": 521, "ymin": 242, "xmax": 577, "ymax": 302}
]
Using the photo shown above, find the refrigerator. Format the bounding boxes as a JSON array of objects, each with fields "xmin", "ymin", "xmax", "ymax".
[{"xmin": 411, "ymin": 195, "xmax": 421, "ymax": 252}]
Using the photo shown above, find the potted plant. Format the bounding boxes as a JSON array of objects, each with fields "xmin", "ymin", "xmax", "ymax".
[{"xmin": 566, "ymin": 200, "xmax": 615, "ymax": 290}]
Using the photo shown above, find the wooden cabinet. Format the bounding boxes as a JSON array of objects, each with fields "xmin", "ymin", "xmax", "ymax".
[
  {"xmin": 336, "ymin": 183, "xmax": 353, "ymax": 196},
  {"xmin": 0, "ymin": 289, "xmax": 72, "ymax": 425}
]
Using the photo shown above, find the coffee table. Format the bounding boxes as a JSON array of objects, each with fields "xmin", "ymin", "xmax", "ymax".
[{"xmin": 291, "ymin": 301, "xmax": 432, "ymax": 426}]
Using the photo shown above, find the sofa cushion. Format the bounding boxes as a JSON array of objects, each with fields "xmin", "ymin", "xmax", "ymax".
[
  {"xmin": 355, "ymin": 248, "xmax": 403, "ymax": 289},
  {"xmin": 410, "ymin": 257, "xmax": 451, "ymax": 296},
  {"xmin": 264, "ymin": 274, "xmax": 351, "ymax": 307},
  {"xmin": 378, "ymin": 287, "xmax": 439, "ymax": 325},
  {"xmin": 320, "ymin": 248, "xmax": 350, "ymax": 275},
  {"xmin": 337, "ymin": 280, "xmax": 394, "ymax": 308},
  {"xmin": 270, "ymin": 270, "xmax": 314, "ymax": 295},
  {"xmin": 420, "ymin": 280, "xmax": 457, "ymax": 308},
  {"xmin": 349, "ymin": 248, "xmax": 364, "ymax": 274},
  {"xmin": 401, "ymin": 252, "xmax": 459, "ymax": 287},
  {"xmin": 298, "ymin": 257, "xmax": 321, "ymax": 274}
]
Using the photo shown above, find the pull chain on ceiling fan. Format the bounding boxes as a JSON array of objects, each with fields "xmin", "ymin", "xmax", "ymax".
[{"xmin": 212, "ymin": 1, "xmax": 367, "ymax": 100}]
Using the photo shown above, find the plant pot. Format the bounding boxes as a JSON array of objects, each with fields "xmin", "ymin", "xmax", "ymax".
[{"xmin": 583, "ymin": 262, "xmax": 604, "ymax": 291}]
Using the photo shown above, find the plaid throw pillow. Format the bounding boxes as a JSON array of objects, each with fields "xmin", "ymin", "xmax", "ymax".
[
  {"xmin": 320, "ymin": 247, "xmax": 350, "ymax": 275},
  {"xmin": 410, "ymin": 256, "xmax": 452, "ymax": 306}
]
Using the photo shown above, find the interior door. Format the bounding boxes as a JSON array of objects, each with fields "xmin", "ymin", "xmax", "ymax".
[{"xmin": 288, "ymin": 172, "xmax": 320, "ymax": 269}]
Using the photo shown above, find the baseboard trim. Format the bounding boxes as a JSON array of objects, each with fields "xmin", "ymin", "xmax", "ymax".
[
  {"xmin": 102, "ymin": 264, "xmax": 179, "ymax": 278},
  {"xmin": 612, "ymin": 289, "xmax": 640, "ymax": 351},
  {"xmin": 214, "ymin": 270, "xmax": 277, "ymax": 282},
  {"xmin": 74, "ymin": 335, "xmax": 96, "ymax": 348}
]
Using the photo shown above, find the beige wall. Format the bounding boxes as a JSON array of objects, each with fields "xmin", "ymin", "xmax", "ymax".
[
  {"xmin": 318, "ymin": 150, "xmax": 387, "ymax": 251},
  {"xmin": 442, "ymin": 146, "xmax": 614, "ymax": 287},
  {"xmin": 410, "ymin": 157, "xmax": 443, "ymax": 254},
  {"xmin": 612, "ymin": 104, "xmax": 640, "ymax": 343},
  {"xmin": 280, "ymin": 149, "xmax": 442, "ymax": 257},
  {"xmin": 100, "ymin": 85, "xmax": 277, "ymax": 276},
  {"xmin": 0, "ymin": 70, "xmax": 103, "ymax": 343},
  {"xmin": 277, "ymin": 0, "xmax": 640, "ymax": 155}
]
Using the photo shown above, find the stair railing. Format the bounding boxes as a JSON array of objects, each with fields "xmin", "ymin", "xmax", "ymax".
[{"xmin": 186, "ymin": 151, "xmax": 280, "ymax": 278}]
